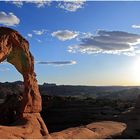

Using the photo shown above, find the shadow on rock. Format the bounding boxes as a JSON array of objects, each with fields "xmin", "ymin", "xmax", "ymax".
[{"xmin": 0, "ymin": 94, "xmax": 24, "ymax": 126}]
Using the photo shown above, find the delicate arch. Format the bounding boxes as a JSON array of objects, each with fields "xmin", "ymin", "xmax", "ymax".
[{"xmin": 0, "ymin": 27, "xmax": 41, "ymax": 114}]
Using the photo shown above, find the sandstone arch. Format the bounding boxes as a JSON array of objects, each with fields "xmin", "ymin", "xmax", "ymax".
[{"xmin": 0, "ymin": 27, "xmax": 42, "ymax": 115}]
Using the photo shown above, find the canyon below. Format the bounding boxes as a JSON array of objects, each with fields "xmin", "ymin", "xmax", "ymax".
[{"xmin": 0, "ymin": 81, "xmax": 139, "ymax": 138}]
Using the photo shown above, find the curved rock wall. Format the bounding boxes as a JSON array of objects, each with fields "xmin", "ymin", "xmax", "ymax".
[{"xmin": 0, "ymin": 27, "xmax": 42, "ymax": 114}]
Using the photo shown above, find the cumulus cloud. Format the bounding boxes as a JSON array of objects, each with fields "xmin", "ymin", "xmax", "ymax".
[
  {"xmin": 37, "ymin": 60, "xmax": 77, "ymax": 66},
  {"xmin": 58, "ymin": 1, "xmax": 85, "ymax": 12},
  {"xmin": 27, "ymin": 33, "xmax": 32, "ymax": 38},
  {"xmin": 132, "ymin": 24, "xmax": 140, "ymax": 29},
  {"xmin": 0, "ymin": 11, "xmax": 20, "ymax": 26},
  {"xmin": 33, "ymin": 29, "xmax": 47, "ymax": 35},
  {"xmin": 68, "ymin": 30, "xmax": 140, "ymax": 56},
  {"xmin": 52, "ymin": 30, "xmax": 79, "ymax": 41}
]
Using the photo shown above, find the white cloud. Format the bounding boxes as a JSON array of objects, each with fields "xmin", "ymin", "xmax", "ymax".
[
  {"xmin": 132, "ymin": 24, "xmax": 140, "ymax": 29},
  {"xmin": 0, "ymin": 11, "xmax": 20, "ymax": 26},
  {"xmin": 68, "ymin": 30, "xmax": 140, "ymax": 56},
  {"xmin": 7, "ymin": 1, "xmax": 86, "ymax": 12},
  {"xmin": 33, "ymin": 29, "xmax": 47, "ymax": 35},
  {"xmin": 36, "ymin": 39, "xmax": 42, "ymax": 43},
  {"xmin": 58, "ymin": 1, "xmax": 85, "ymax": 12},
  {"xmin": 52, "ymin": 30, "xmax": 79, "ymax": 41},
  {"xmin": 7, "ymin": 1, "xmax": 23, "ymax": 7},
  {"xmin": 26, "ymin": 1, "xmax": 51, "ymax": 8},
  {"xmin": 8, "ymin": 0, "xmax": 52, "ymax": 8},
  {"xmin": 27, "ymin": 33, "xmax": 32, "ymax": 38},
  {"xmin": 37, "ymin": 60, "xmax": 77, "ymax": 66}
]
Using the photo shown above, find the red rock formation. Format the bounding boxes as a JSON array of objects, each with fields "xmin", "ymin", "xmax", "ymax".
[
  {"xmin": 0, "ymin": 119, "xmax": 125, "ymax": 139},
  {"xmin": 0, "ymin": 113, "xmax": 50, "ymax": 139},
  {"xmin": 0, "ymin": 27, "xmax": 41, "ymax": 114},
  {"xmin": 49, "ymin": 121, "xmax": 126, "ymax": 139}
]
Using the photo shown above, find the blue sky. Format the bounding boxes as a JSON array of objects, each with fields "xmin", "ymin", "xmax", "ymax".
[{"xmin": 1, "ymin": 1, "xmax": 140, "ymax": 86}]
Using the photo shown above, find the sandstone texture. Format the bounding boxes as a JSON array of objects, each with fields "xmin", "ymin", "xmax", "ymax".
[
  {"xmin": 0, "ymin": 26, "xmax": 41, "ymax": 114},
  {"xmin": 0, "ymin": 27, "xmax": 48, "ymax": 138},
  {"xmin": 0, "ymin": 113, "xmax": 49, "ymax": 139},
  {"xmin": 0, "ymin": 120, "xmax": 126, "ymax": 139},
  {"xmin": 50, "ymin": 121, "xmax": 126, "ymax": 139}
]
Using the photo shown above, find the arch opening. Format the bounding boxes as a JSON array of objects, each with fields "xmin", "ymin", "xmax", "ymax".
[{"xmin": 0, "ymin": 27, "xmax": 42, "ymax": 125}]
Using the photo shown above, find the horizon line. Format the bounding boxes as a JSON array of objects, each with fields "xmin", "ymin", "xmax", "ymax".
[{"xmin": 1, "ymin": 80, "xmax": 140, "ymax": 87}]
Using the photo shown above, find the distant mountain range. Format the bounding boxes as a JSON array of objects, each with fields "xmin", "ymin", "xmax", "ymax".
[
  {"xmin": 40, "ymin": 83, "xmax": 140, "ymax": 101},
  {"xmin": 0, "ymin": 81, "xmax": 140, "ymax": 101}
]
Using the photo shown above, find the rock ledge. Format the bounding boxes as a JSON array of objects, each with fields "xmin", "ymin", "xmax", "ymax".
[{"xmin": 50, "ymin": 121, "xmax": 126, "ymax": 139}]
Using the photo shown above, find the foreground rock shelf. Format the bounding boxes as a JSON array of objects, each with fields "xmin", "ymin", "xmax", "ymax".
[
  {"xmin": 0, "ymin": 118, "xmax": 126, "ymax": 139},
  {"xmin": 50, "ymin": 121, "xmax": 126, "ymax": 139}
]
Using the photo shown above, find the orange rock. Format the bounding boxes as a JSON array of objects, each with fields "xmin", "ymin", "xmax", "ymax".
[
  {"xmin": 0, "ymin": 27, "xmax": 41, "ymax": 114},
  {"xmin": 50, "ymin": 121, "xmax": 126, "ymax": 139},
  {"xmin": 0, "ymin": 113, "xmax": 50, "ymax": 139}
]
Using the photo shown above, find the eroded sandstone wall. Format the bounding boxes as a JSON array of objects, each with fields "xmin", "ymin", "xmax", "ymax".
[{"xmin": 0, "ymin": 27, "xmax": 42, "ymax": 114}]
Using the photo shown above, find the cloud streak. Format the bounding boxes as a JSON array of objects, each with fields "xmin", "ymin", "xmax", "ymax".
[
  {"xmin": 27, "ymin": 33, "xmax": 32, "ymax": 38},
  {"xmin": 58, "ymin": 1, "xmax": 85, "ymax": 12},
  {"xmin": 68, "ymin": 30, "xmax": 140, "ymax": 56},
  {"xmin": 52, "ymin": 30, "xmax": 79, "ymax": 41},
  {"xmin": 26, "ymin": 1, "xmax": 51, "ymax": 8},
  {"xmin": 37, "ymin": 60, "xmax": 77, "ymax": 66},
  {"xmin": 132, "ymin": 24, "xmax": 140, "ymax": 29},
  {"xmin": 0, "ymin": 68, "xmax": 10, "ymax": 72},
  {"xmin": 33, "ymin": 29, "xmax": 47, "ymax": 35},
  {"xmin": 7, "ymin": 1, "xmax": 23, "ymax": 7},
  {"xmin": 8, "ymin": 0, "xmax": 51, "ymax": 8},
  {"xmin": 0, "ymin": 11, "xmax": 20, "ymax": 26},
  {"xmin": 8, "ymin": 1, "xmax": 86, "ymax": 12}
]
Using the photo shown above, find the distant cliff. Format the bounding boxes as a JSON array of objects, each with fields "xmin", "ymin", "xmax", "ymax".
[{"xmin": 0, "ymin": 81, "xmax": 140, "ymax": 101}]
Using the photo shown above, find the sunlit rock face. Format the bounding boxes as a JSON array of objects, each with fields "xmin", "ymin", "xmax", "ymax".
[
  {"xmin": 0, "ymin": 27, "xmax": 49, "ymax": 138},
  {"xmin": 0, "ymin": 27, "xmax": 42, "ymax": 114}
]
